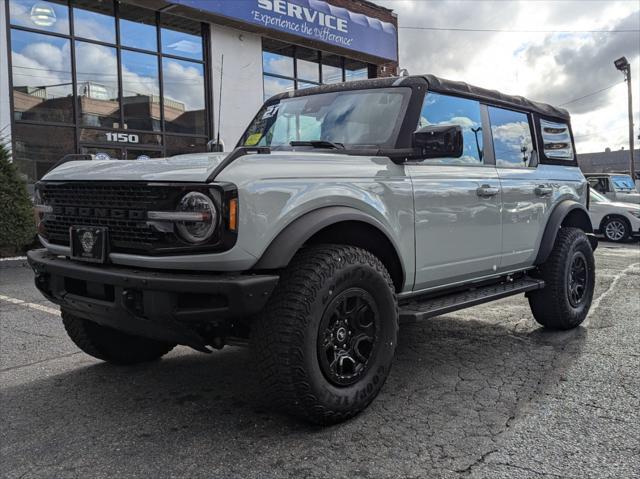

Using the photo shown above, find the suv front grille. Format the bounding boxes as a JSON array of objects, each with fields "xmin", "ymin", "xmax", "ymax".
[{"xmin": 39, "ymin": 182, "xmax": 174, "ymax": 253}]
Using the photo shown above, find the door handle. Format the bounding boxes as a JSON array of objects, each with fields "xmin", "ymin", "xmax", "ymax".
[
  {"xmin": 476, "ymin": 185, "xmax": 499, "ymax": 198},
  {"xmin": 534, "ymin": 185, "xmax": 553, "ymax": 197}
]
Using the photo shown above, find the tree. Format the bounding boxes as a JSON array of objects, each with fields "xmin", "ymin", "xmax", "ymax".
[{"xmin": 0, "ymin": 139, "xmax": 35, "ymax": 256}]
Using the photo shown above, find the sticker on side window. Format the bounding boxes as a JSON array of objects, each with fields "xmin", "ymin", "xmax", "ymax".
[{"xmin": 261, "ymin": 105, "xmax": 279, "ymax": 119}]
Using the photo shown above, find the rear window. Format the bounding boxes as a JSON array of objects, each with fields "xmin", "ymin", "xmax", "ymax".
[{"xmin": 540, "ymin": 119, "xmax": 574, "ymax": 161}]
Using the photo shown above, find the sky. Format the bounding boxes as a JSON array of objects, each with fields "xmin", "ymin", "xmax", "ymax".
[{"xmin": 377, "ymin": 0, "xmax": 640, "ymax": 155}]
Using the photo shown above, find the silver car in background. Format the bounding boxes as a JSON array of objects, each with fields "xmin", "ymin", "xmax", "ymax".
[{"xmin": 589, "ymin": 189, "xmax": 640, "ymax": 242}]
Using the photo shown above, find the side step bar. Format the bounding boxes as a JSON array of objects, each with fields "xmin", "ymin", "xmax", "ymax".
[{"xmin": 399, "ymin": 277, "xmax": 545, "ymax": 322}]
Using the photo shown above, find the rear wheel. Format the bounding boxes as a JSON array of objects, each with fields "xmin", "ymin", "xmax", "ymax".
[
  {"xmin": 251, "ymin": 245, "xmax": 398, "ymax": 424},
  {"xmin": 62, "ymin": 311, "xmax": 175, "ymax": 365},
  {"xmin": 528, "ymin": 227, "xmax": 595, "ymax": 330},
  {"xmin": 602, "ymin": 216, "xmax": 630, "ymax": 243}
]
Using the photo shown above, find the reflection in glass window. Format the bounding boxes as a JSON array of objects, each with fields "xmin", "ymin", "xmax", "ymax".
[
  {"xmin": 161, "ymin": 15, "xmax": 203, "ymax": 60},
  {"xmin": 263, "ymin": 76, "xmax": 294, "ymax": 101},
  {"xmin": 263, "ymin": 49, "xmax": 295, "ymax": 78},
  {"xmin": 120, "ymin": 5, "xmax": 157, "ymax": 52},
  {"xmin": 322, "ymin": 54, "xmax": 343, "ymax": 84},
  {"xmin": 13, "ymin": 124, "xmax": 75, "ymax": 182},
  {"xmin": 9, "ymin": 0, "xmax": 69, "ymax": 34},
  {"xmin": 540, "ymin": 119, "xmax": 573, "ymax": 160},
  {"xmin": 488, "ymin": 107, "xmax": 533, "ymax": 167},
  {"xmin": 122, "ymin": 51, "xmax": 160, "ymax": 131},
  {"xmin": 162, "ymin": 58, "xmax": 205, "ymax": 135},
  {"xmin": 11, "ymin": 29, "xmax": 73, "ymax": 123},
  {"xmin": 418, "ymin": 93, "xmax": 484, "ymax": 164},
  {"xmin": 75, "ymin": 41, "xmax": 119, "ymax": 127},
  {"xmin": 165, "ymin": 135, "xmax": 207, "ymax": 157},
  {"xmin": 345, "ymin": 59, "xmax": 368, "ymax": 82},
  {"xmin": 296, "ymin": 47, "xmax": 319, "ymax": 83},
  {"xmin": 72, "ymin": 1, "xmax": 115, "ymax": 44}
]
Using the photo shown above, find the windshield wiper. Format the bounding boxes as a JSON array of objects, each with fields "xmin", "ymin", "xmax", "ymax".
[{"xmin": 290, "ymin": 140, "xmax": 345, "ymax": 150}]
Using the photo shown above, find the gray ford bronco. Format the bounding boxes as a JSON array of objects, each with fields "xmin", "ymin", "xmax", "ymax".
[{"xmin": 28, "ymin": 75, "xmax": 597, "ymax": 424}]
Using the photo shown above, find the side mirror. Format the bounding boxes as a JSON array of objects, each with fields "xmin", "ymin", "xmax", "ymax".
[
  {"xmin": 207, "ymin": 139, "xmax": 225, "ymax": 152},
  {"xmin": 412, "ymin": 124, "xmax": 463, "ymax": 159}
]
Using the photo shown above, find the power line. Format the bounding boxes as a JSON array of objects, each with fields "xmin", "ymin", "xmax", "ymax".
[
  {"xmin": 559, "ymin": 82, "xmax": 623, "ymax": 106},
  {"xmin": 398, "ymin": 25, "xmax": 639, "ymax": 33}
]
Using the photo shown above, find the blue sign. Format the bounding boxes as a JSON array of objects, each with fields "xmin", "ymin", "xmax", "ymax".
[{"xmin": 170, "ymin": 0, "xmax": 398, "ymax": 61}]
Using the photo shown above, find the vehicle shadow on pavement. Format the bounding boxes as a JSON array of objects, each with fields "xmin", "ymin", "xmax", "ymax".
[{"xmin": 1, "ymin": 314, "xmax": 587, "ymax": 477}]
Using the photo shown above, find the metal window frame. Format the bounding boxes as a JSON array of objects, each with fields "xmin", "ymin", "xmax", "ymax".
[{"xmin": 4, "ymin": 0, "xmax": 213, "ymax": 182}]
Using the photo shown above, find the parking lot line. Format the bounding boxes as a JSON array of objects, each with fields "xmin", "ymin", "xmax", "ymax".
[{"xmin": 0, "ymin": 294, "xmax": 60, "ymax": 316}]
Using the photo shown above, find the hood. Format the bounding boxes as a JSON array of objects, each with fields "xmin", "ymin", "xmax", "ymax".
[
  {"xmin": 41, "ymin": 153, "xmax": 227, "ymax": 182},
  {"xmin": 605, "ymin": 200, "xmax": 640, "ymax": 210},
  {"xmin": 41, "ymin": 151, "xmax": 403, "ymax": 183}
]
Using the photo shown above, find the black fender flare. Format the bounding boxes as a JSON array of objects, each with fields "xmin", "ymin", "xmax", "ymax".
[
  {"xmin": 253, "ymin": 206, "xmax": 403, "ymax": 275},
  {"xmin": 534, "ymin": 200, "xmax": 596, "ymax": 265}
]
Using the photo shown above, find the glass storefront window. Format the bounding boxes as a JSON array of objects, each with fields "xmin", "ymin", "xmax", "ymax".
[
  {"xmin": 72, "ymin": 1, "xmax": 115, "ymax": 44},
  {"xmin": 121, "ymin": 50, "xmax": 160, "ymax": 131},
  {"xmin": 161, "ymin": 14, "xmax": 203, "ymax": 61},
  {"xmin": 345, "ymin": 60, "xmax": 369, "ymax": 82},
  {"xmin": 322, "ymin": 54, "xmax": 343, "ymax": 84},
  {"xmin": 165, "ymin": 135, "xmax": 207, "ymax": 157},
  {"xmin": 119, "ymin": 5, "xmax": 158, "ymax": 52},
  {"xmin": 295, "ymin": 47, "xmax": 319, "ymax": 83},
  {"xmin": 75, "ymin": 41, "xmax": 119, "ymax": 127},
  {"xmin": 162, "ymin": 58, "xmax": 205, "ymax": 135},
  {"xmin": 264, "ymin": 76, "xmax": 294, "ymax": 101},
  {"xmin": 263, "ymin": 45, "xmax": 295, "ymax": 78},
  {"xmin": 9, "ymin": 0, "xmax": 69, "ymax": 35},
  {"xmin": 13, "ymin": 124, "xmax": 75, "ymax": 182},
  {"xmin": 10, "ymin": 29, "xmax": 73, "ymax": 123}
]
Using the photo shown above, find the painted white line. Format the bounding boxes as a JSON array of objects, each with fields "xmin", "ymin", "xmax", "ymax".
[
  {"xmin": 0, "ymin": 294, "xmax": 60, "ymax": 316},
  {"xmin": 584, "ymin": 262, "xmax": 640, "ymax": 327},
  {"xmin": 0, "ymin": 256, "xmax": 27, "ymax": 262}
]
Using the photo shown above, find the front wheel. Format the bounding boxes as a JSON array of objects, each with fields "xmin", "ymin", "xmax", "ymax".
[
  {"xmin": 528, "ymin": 227, "xmax": 595, "ymax": 330},
  {"xmin": 251, "ymin": 245, "xmax": 398, "ymax": 425},
  {"xmin": 602, "ymin": 216, "xmax": 630, "ymax": 243}
]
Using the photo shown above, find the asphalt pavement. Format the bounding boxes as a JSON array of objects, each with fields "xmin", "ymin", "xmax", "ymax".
[{"xmin": 1, "ymin": 242, "xmax": 639, "ymax": 479}]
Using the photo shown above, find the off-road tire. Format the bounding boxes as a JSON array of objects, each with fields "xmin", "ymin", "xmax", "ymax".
[
  {"xmin": 62, "ymin": 310, "xmax": 175, "ymax": 365},
  {"xmin": 251, "ymin": 245, "xmax": 398, "ymax": 425},
  {"xmin": 528, "ymin": 227, "xmax": 595, "ymax": 330},
  {"xmin": 601, "ymin": 216, "xmax": 630, "ymax": 243}
]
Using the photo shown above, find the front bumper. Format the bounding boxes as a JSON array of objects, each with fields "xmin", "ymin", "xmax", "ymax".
[{"xmin": 27, "ymin": 249, "xmax": 279, "ymax": 351}]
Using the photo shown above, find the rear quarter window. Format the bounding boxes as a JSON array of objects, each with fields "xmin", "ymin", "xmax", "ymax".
[{"xmin": 540, "ymin": 119, "xmax": 575, "ymax": 162}]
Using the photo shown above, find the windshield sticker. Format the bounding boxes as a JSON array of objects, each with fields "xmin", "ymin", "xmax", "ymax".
[
  {"xmin": 245, "ymin": 133, "xmax": 263, "ymax": 146},
  {"xmin": 262, "ymin": 105, "xmax": 279, "ymax": 119}
]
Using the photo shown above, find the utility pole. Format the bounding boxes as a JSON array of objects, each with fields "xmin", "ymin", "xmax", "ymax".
[{"xmin": 614, "ymin": 57, "xmax": 636, "ymax": 181}]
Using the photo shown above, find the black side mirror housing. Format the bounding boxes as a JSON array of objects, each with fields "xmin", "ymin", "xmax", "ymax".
[
  {"xmin": 207, "ymin": 139, "xmax": 225, "ymax": 152},
  {"xmin": 412, "ymin": 125, "xmax": 463, "ymax": 159}
]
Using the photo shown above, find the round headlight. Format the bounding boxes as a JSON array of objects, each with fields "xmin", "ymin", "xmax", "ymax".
[{"xmin": 175, "ymin": 192, "xmax": 217, "ymax": 244}]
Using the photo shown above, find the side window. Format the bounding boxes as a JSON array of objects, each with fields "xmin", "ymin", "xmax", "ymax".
[
  {"xmin": 488, "ymin": 106, "xmax": 534, "ymax": 167},
  {"xmin": 540, "ymin": 119, "xmax": 574, "ymax": 161},
  {"xmin": 417, "ymin": 93, "xmax": 484, "ymax": 164}
]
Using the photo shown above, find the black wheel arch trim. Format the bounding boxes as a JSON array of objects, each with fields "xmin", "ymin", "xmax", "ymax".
[
  {"xmin": 253, "ymin": 206, "xmax": 405, "ymax": 285},
  {"xmin": 535, "ymin": 200, "xmax": 597, "ymax": 265}
]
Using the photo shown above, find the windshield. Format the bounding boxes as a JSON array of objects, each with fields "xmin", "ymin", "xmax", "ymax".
[
  {"xmin": 590, "ymin": 189, "xmax": 610, "ymax": 203},
  {"xmin": 611, "ymin": 175, "xmax": 636, "ymax": 192},
  {"xmin": 240, "ymin": 88, "xmax": 411, "ymax": 150}
]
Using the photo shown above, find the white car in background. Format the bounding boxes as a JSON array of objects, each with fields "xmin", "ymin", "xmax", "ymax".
[{"xmin": 589, "ymin": 189, "xmax": 640, "ymax": 242}]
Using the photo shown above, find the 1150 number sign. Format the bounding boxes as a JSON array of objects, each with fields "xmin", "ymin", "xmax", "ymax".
[{"xmin": 106, "ymin": 132, "xmax": 139, "ymax": 143}]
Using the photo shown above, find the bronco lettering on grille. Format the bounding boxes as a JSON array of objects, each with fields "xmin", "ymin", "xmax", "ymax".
[{"xmin": 52, "ymin": 205, "xmax": 145, "ymax": 220}]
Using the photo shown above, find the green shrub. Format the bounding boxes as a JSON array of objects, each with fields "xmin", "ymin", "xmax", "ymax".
[{"xmin": 0, "ymin": 139, "xmax": 35, "ymax": 256}]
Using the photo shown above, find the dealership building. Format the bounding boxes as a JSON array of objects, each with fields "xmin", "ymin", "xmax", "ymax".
[{"xmin": 0, "ymin": 0, "xmax": 399, "ymax": 185}]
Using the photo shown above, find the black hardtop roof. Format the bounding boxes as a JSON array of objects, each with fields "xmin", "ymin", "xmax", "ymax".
[{"xmin": 270, "ymin": 74, "xmax": 570, "ymax": 122}]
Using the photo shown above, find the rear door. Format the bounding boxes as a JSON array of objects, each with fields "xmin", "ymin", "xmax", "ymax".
[
  {"xmin": 407, "ymin": 92, "xmax": 502, "ymax": 291},
  {"xmin": 488, "ymin": 106, "xmax": 552, "ymax": 271}
]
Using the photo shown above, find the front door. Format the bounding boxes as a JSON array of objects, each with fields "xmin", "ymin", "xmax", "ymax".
[{"xmin": 408, "ymin": 92, "xmax": 502, "ymax": 292}]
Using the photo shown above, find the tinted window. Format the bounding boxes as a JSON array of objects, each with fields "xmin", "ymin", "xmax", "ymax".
[
  {"xmin": 13, "ymin": 124, "xmax": 75, "ymax": 182},
  {"xmin": 162, "ymin": 58, "xmax": 205, "ymax": 135},
  {"xmin": 11, "ymin": 29, "xmax": 73, "ymax": 123},
  {"xmin": 75, "ymin": 41, "xmax": 119, "ymax": 127},
  {"xmin": 122, "ymin": 51, "xmax": 160, "ymax": 131},
  {"xmin": 418, "ymin": 92, "xmax": 484, "ymax": 164},
  {"xmin": 119, "ymin": 5, "xmax": 157, "ymax": 52},
  {"xmin": 263, "ymin": 76, "xmax": 294, "ymax": 101},
  {"xmin": 72, "ymin": 1, "xmax": 116, "ymax": 44},
  {"xmin": 540, "ymin": 119, "xmax": 573, "ymax": 160},
  {"xmin": 161, "ymin": 15, "xmax": 203, "ymax": 60},
  {"xmin": 263, "ymin": 43, "xmax": 295, "ymax": 78},
  {"xmin": 296, "ymin": 47, "xmax": 320, "ymax": 83},
  {"xmin": 344, "ymin": 59, "xmax": 368, "ymax": 82},
  {"xmin": 322, "ymin": 54, "xmax": 343, "ymax": 84},
  {"xmin": 9, "ymin": 0, "xmax": 69, "ymax": 34},
  {"xmin": 488, "ymin": 106, "xmax": 534, "ymax": 167},
  {"xmin": 165, "ymin": 135, "xmax": 207, "ymax": 157}
]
